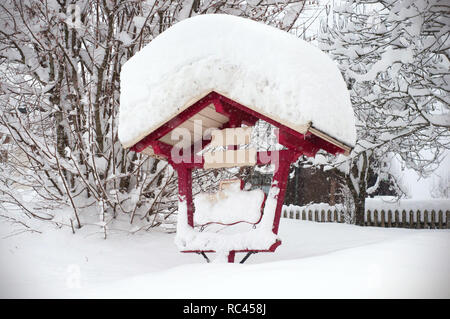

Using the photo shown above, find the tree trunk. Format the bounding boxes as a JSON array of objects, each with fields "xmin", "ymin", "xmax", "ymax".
[{"xmin": 354, "ymin": 196, "xmax": 365, "ymax": 226}]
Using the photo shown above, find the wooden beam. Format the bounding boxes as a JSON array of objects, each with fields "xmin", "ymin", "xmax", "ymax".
[
  {"xmin": 203, "ymin": 149, "xmax": 257, "ymax": 169},
  {"xmin": 270, "ymin": 150, "xmax": 297, "ymax": 235},
  {"xmin": 149, "ymin": 140, "xmax": 172, "ymax": 159},
  {"xmin": 308, "ymin": 126, "xmax": 352, "ymax": 156},
  {"xmin": 209, "ymin": 127, "xmax": 253, "ymax": 147},
  {"xmin": 277, "ymin": 129, "xmax": 320, "ymax": 157},
  {"xmin": 131, "ymin": 91, "xmax": 352, "ymax": 158},
  {"xmin": 175, "ymin": 166, "xmax": 194, "ymax": 227}
]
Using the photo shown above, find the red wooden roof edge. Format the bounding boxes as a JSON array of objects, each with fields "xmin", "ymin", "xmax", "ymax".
[{"xmin": 129, "ymin": 91, "xmax": 353, "ymax": 157}]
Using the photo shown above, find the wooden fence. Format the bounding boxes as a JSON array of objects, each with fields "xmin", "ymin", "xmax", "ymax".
[{"xmin": 281, "ymin": 205, "xmax": 450, "ymax": 229}]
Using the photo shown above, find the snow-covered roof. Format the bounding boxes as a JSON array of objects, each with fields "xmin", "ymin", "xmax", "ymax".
[{"xmin": 118, "ymin": 14, "xmax": 356, "ymax": 149}]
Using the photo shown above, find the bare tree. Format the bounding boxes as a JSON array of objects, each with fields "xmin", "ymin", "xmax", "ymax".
[
  {"xmin": 317, "ymin": 0, "xmax": 450, "ymax": 225},
  {"xmin": 431, "ymin": 170, "xmax": 450, "ymax": 198},
  {"xmin": 0, "ymin": 0, "xmax": 310, "ymax": 232}
]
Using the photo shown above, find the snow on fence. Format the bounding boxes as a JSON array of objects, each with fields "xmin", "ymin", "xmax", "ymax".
[{"xmin": 282, "ymin": 199, "xmax": 450, "ymax": 229}]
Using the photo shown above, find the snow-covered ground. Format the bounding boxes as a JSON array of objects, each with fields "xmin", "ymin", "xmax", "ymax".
[{"xmin": 1, "ymin": 215, "xmax": 449, "ymax": 298}]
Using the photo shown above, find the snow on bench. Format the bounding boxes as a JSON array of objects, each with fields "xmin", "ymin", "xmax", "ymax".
[
  {"xmin": 175, "ymin": 186, "xmax": 281, "ymax": 254},
  {"xmin": 193, "ymin": 180, "xmax": 265, "ymax": 227}
]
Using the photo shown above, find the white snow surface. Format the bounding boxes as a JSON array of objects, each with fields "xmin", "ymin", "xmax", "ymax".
[
  {"xmin": 118, "ymin": 14, "xmax": 356, "ymax": 149},
  {"xmin": 1, "ymin": 214, "xmax": 449, "ymax": 298}
]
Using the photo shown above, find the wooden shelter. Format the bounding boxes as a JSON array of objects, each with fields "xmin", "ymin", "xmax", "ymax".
[
  {"xmin": 118, "ymin": 14, "xmax": 356, "ymax": 263},
  {"xmin": 127, "ymin": 91, "xmax": 352, "ymax": 263}
]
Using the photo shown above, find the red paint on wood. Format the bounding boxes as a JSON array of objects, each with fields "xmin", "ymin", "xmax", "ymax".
[
  {"xmin": 130, "ymin": 94, "xmax": 217, "ymax": 152},
  {"xmin": 213, "ymin": 99, "xmax": 259, "ymax": 127},
  {"xmin": 277, "ymin": 130, "xmax": 319, "ymax": 157},
  {"xmin": 256, "ymin": 149, "xmax": 302, "ymax": 166},
  {"xmin": 176, "ymin": 165, "xmax": 194, "ymax": 227},
  {"xmin": 168, "ymin": 150, "xmax": 298, "ymax": 169},
  {"xmin": 304, "ymin": 132, "xmax": 344, "ymax": 155},
  {"xmin": 126, "ymin": 91, "xmax": 350, "ymax": 262},
  {"xmin": 150, "ymin": 140, "xmax": 173, "ymax": 159},
  {"xmin": 216, "ymin": 93, "xmax": 345, "ymax": 155},
  {"xmin": 271, "ymin": 150, "xmax": 296, "ymax": 235},
  {"xmin": 181, "ymin": 240, "xmax": 282, "ymax": 254},
  {"xmin": 130, "ymin": 91, "xmax": 347, "ymax": 156}
]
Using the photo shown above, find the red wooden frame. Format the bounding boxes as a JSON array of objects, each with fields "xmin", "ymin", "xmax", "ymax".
[
  {"xmin": 182, "ymin": 240, "xmax": 282, "ymax": 263},
  {"xmin": 131, "ymin": 91, "xmax": 345, "ymax": 157},
  {"xmin": 129, "ymin": 91, "xmax": 348, "ymax": 263}
]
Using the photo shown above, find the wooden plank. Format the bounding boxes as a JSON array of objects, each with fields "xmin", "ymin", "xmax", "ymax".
[
  {"xmin": 203, "ymin": 149, "xmax": 257, "ymax": 169},
  {"xmin": 416, "ymin": 211, "xmax": 421, "ymax": 229},
  {"xmin": 199, "ymin": 104, "xmax": 229, "ymax": 123},
  {"xmin": 158, "ymin": 128, "xmax": 199, "ymax": 148},
  {"xmin": 431, "ymin": 210, "xmax": 436, "ymax": 229},
  {"xmin": 158, "ymin": 109, "xmax": 226, "ymax": 147},
  {"xmin": 189, "ymin": 112, "xmax": 226, "ymax": 128},
  {"xmin": 130, "ymin": 91, "xmax": 353, "ymax": 158},
  {"xmin": 409, "ymin": 210, "xmax": 414, "ymax": 228},
  {"xmin": 402, "ymin": 210, "xmax": 407, "ymax": 228},
  {"xmin": 142, "ymin": 145, "xmax": 169, "ymax": 160},
  {"xmin": 447, "ymin": 211, "xmax": 450, "ymax": 229},
  {"xmin": 270, "ymin": 150, "xmax": 297, "ymax": 234},
  {"xmin": 127, "ymin": 91, "xmax": 215, "ymax": 149},
  {"xmin": 177, "ymin": 120, "xmax": 204, "ymax": 139},
  {"xmin": 395, "ymin": 210, "xmax": 400, "ymax": 227},
  {"xmin": 387, "ymin": 210, "xmax": 392, "ymax": 227},
  {"xmin": 308, "ymin": 126, "xmax": 352, "ymax": 156},
  {"xmin": 209, "ymin": 127, "xmax": 253, "ymax": 147},
  {"xmin": 176, "ymin": 166, "xmax": 194, "ymax": 227}
]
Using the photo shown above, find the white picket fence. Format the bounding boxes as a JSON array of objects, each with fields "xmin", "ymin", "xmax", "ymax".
[{"xmin": 282, "ymin": 203, "xmax": 450, "ymax": 229}]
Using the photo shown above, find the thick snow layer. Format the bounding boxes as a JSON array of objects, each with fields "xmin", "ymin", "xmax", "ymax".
[
  {"xmin": 175, "ymin": 187, "xmax": 280, "ymax": 255},
  {"xmin": 193, "ymin": 184, "xmax": 264, "ymax": 226},
  {"xmin": 1, "ymin": 216, "xmax": 449, "ymax": 298},
  {"xmin": 118, "ymin": 14, "xmax": 356, "ymax": 149}
]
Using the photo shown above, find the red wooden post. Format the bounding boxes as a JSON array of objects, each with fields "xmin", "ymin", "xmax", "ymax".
[
  {"xmin": 228, "ymin": 251, "xmax": 236, "ymax": 263},
  {"xmin": 176, "ymin": 165, "xmax": 194, "ymax": 227},
  {"xmin": 271, "ymin": 151, "xmax": 297, "ymax": 234}
]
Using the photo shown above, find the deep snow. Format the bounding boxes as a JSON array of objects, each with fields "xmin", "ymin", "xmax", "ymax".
[{"xmin": 1, "ymin": 216, "xmax": 449, "ymax": 298}]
